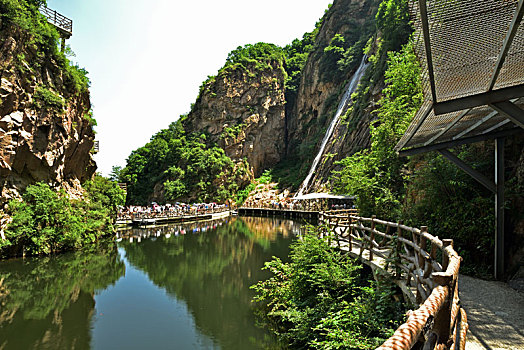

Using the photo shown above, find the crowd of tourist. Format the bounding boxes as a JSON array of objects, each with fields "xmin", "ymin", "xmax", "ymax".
[{"xmin": 117, "ymin": 202, "xmax": 230, "ymax": 220}]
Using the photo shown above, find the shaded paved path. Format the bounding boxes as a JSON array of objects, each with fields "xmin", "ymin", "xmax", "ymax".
[{"xmin": 460, "ymin": 275, "xmax": 524, "ymax": 349}]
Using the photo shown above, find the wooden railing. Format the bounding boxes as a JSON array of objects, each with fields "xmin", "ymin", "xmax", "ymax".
[
  {"xmin": 121, "ymin": 207, "xmax": 230, "ymax": 221},
  {"xmin": 39, "ymin": 5, "xmax": 72, "ymax": 36},
  {"xmin": 319, "ymin": 211, "xmax": 468, "ymax": 350}
]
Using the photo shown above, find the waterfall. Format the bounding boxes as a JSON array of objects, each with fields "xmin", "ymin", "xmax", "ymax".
[{"xmin": 295, "ymin": 56, "xmax": 369, "ymax": 197}]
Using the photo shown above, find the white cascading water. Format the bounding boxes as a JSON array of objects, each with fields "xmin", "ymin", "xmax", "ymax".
[{"xmin": 295, "ymin": 56, "xmax": 369, "ymax": 197}]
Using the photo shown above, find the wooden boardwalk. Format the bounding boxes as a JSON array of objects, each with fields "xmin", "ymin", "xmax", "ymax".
[
  {"xmin": 318, "ymin": 211, "xmax": 467, "ymax": 350},
  {"xmin": 117, "ymin": 210, "xmax": 230, "ymax": 228},
  {"xmin": 237, "ymin": 207, "xmax": 320, "ymax": 221}
]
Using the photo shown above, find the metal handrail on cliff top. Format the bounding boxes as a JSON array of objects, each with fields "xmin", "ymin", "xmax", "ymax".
[
  {"xmin": 39, "ymin": 5, "xmax": 72, "ymax": 36},
  {"xmin": 319, "ymin": 211, "xmax": 468, "ymax": 350}
]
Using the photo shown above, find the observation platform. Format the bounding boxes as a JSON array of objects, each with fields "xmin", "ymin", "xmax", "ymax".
[
  {"xmin": 39, "ymin": 5, "xmax": 72, "ymax": 38},
  {"xmin": 237, "ymin": 207, "xmax": 319, "ymax": 221},
  {"xmin": 116, "ymin": 210, "xmax": 231, "ymax": 228}
]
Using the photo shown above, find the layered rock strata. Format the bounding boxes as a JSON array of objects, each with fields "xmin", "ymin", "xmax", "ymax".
[
  {"xmin": 184, "ymin": 61, "xmax": 286, "ymax": 178},
  {"xmin": 0, "ymin": 24, "xmax": 96, "ymax": 204}
]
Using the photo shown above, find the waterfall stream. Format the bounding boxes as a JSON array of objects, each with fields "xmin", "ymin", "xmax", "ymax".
[{"xmin": 296, "ymin": 56, "xmax": 369, "ymax": 197}]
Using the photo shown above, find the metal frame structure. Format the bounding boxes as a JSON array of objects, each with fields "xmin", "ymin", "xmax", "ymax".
[
  {"xmin": 39, "ymin": 5, "xmax": 72, "ymax": 52},
  {"xmin": 396, "ymin": 0, "xmax": 524, "ymax": 279}
]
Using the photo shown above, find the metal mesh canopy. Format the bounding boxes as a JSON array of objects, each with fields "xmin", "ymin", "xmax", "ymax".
[{"xmin": 396, "ymin": 0, "xmax": 524, "ymax": 154}]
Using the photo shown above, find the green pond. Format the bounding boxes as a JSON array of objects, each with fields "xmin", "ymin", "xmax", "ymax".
[{"xmin": 0, "ymin": 216, "xmax": 302, "ymax": 349}]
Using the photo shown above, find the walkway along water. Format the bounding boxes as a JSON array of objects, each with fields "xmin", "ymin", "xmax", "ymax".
[
  {"xmin": 296, "ymin": 56, "xmax": 370, "ymax": 196},
  {"xmin": 116, "ymin": 207, "xmax": 231, "ymax": 227},
  {"xmin": 317, "ymin": 210, "xmax": 467, "ymax": 350}
]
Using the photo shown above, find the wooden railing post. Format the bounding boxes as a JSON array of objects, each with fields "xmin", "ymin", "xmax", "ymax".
[
  {"xmin": 442, "ymin": 239, "xmax": 453, "ymax": 270},
  {"xmin": 396, "ymin": 221, "xmax": 403, "ymax": 279},
  {"xmin": 432, "ymin": 271, "xmax": 454, "ymax": 347},
  {"xmin": 349, "ymin": 216, "xmax": 354, "ymax": 251},
  {"xmin": 368, "ymin": 216, "xmax": 375, "ymax": 261},
  {"xmin": 419, "ymin": 226, "xmax": 428, "ymax": 271}
]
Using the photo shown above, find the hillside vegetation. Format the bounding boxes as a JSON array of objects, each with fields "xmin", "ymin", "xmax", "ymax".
[
  {"xmin": 0, "ymin": 0, "xmax": 125, "ymax": 258},
  {"xmin": 117, "ymin": 0, "xmax": 523, "ymax": 276}
]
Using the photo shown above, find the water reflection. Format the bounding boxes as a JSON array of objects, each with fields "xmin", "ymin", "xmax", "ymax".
[
  {"xmin": 0, "ymin": 243, "xmax": 125, "ymax": 349},
  {"xmin": 0, "ymin": 217, "xmax": 300, "ymax": 349},
  {"xmin": 118, "ymin": 217, "xmax": 299, "ymax": 349}
]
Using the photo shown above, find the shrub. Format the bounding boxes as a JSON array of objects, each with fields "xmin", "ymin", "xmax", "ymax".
[
  {"xmin": 224, "ymin": 42, "xmax": 285, "ymax": 73},
  {"xmin": 331, "ymin": 40, "xmax": 422, "ymax": 218},
  {"xmin": 1, "ymin": 178, "xmax": 125, "ymax": 258},
  {"xmin": 121, "ymin": 119, "xmax": 243, "ymax": 204},
  {"xmin": 0, "ymin": 0, "xmax": 91, "ymax": 94},
  {"xmin": 2, "ymin": 183, "xmax": 84, "ymax": 256},
  {"xmin": 33, "ymin": 86, "xmax": 64, "ymax": 111},
  {"xmin": 252, "ymin": 232, "xmax": 407, "ymax": 349}
]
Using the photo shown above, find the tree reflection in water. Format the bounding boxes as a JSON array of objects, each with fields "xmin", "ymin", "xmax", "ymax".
[
  {"xmin": 119, "ymin": 217, "xmax": 300, "ymax": 350},
  {"xmin": 0, "ymin": 242, "xmax": 125, "ymax": 349}
]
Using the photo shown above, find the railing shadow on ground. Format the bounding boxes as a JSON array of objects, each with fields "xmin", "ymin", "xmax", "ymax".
[{"xmin": 319, "ymin": 211, "xmax": 468, "ymax": 350}]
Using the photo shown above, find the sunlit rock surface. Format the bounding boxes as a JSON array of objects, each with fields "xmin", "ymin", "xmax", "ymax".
[{"xmin": 0, "ymin": 24, "xmax": 96, "ymax": 205}]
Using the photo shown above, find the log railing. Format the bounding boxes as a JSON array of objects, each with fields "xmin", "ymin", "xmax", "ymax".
[{"xmin": 318, "ymin": 211, "xmax": 468, "ymax": 350}]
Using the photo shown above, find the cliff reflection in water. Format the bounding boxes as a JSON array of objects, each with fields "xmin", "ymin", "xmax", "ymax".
[
  {"xmin": 0, "ymin": 243, "xmax": 125, "ymax": 349},
  {"xmin": 119, "ymin": 216, "xmax": 300, "ymax": 349}
]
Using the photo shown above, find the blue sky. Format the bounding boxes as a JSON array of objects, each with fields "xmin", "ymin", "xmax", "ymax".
[{"xmin": 46, "ymin": 0, "xmax": 333, "ymax": 176}]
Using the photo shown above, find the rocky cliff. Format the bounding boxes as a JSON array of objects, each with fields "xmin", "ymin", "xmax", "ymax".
[
  {"xmin": 0, "ymin": 22, "xmax": 96, "ymax": 205},
  {"xmin": 286, "ymin": 0, "xmax": 380, "ymax": 192},
  {"xmin": 184, "ymin": 58, "xmax": 286, "ymax": 178}
]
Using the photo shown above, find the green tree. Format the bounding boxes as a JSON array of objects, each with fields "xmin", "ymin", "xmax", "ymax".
[
  {"xmin": 332, "ymin": 41, "xmax": 422, "ymax": 218},
  {"xmin": 2, "ymin": 183, "xmax": 84, "ymax": 255},
  {"xmin": 252, "ymin": 233, "xmax": 406, "ymax": 349},
  {"xmin": 0, "ymin": 0, "xmax": 91, "ymax": 93},
  {"xmin": 109, "ymin": 165, "xmax": 123, "ymax": 182},
  {"xmin": 1, "ymin": 178, "xmax": 125, "ymax": 258}
]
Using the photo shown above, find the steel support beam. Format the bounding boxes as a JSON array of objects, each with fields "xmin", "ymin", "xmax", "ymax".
[
  {"xmin": 425, "ymin": 109, "xmax": 471, "ymax": 146},
  {"xmin": 433, "ymin": 84, "xmax": 524, "ymax": 115},
  {"xmin": 419, "ymin": 0, "xmax": 438, "ymax": 102},
  {"xmin": 437, "ymin": 150, "xmax": 496, "ymax": 193},
  {"xmin": 398, "ymin": 127, "xmax": 523, "ymax": 157},
  {"xmin": 453, "ymin": 110, "xmax": 498, "ymax": 140},
  {"xmin": 489, "ymin": 100, "xmax": 524, "ymax": 129},
  {"xmin": 482, "ymin": 119, "xmax": 511, "ymax": 135},
  {"xmin": 489, "ymin": 0, "xmax": 524, "ymax": 90},
  {"xmin": 495, "ymin": 138, "xmax": 505, "ymax": 280},
  {"xmin": 395, "ymin": 103, "xmax": 433, "ymax": 151}
]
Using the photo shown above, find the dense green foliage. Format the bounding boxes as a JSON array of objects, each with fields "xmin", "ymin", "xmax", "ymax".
[
  {"xmin": 332, "ymin": 41, "xmax": 423, "ymax": 218},
  {"xmin": 402, "ymin": 149, "xmax": 495, "ymax": 276},
  {"xmin": 331, "ymin": 0, "xmax": 504, "ymax": 275},
  {"xmin": 0, "ymin": 177, "xmax": 125, "ymax": 257},
  {"xmin": 0, "ymin": 0, "xmax": 90, "ymax": 94},
  {"xmin": 33, "ymin": 85, "xmax": 64, "ymax": 110},
  {"xmin": 120, "ymin": 119, "xmax": 248, "ymax": 205},
  {"xmin": 252, "ymin": 232, "xmax": 406, "ymax": 349},
  {"xmin": 343, "ymin": 0, "xmax": 412, "ymax": 130},
  {"xmin": 224, "ymin": 42, "xmax": 285, "ymax": 72}
]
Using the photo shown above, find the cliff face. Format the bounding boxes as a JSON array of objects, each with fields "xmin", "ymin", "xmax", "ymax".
[
  {"xmin": 184, "ymin": 61, "xmax": 286, "ymax": 178},
  {"xmin": 0, "ymin": 23, "xmax": 96, "ymax": 204},
  {"xmin": 286, "ymin": 0, "xmax": 380, "ymax": 191}
]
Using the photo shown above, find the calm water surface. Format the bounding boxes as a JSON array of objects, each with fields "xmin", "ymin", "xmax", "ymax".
[{"xmin": 0, "ymin": 217, "xmax": 301, "ymax": 349}]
